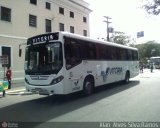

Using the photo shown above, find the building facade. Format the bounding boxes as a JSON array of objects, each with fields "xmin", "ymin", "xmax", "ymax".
[{"xmin": 0, "ymin": 0, "xmax": 91, "ymax": 82}]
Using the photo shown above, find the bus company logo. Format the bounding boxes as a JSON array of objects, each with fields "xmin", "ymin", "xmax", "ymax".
[
  {"xmin": 101, "ymin": 67, "xmax": 110, "ymax": 82},
  {"xmin": 1, "ymin": 122, "xmax": 8, "ymax": 128},
  {"xmin": 101, "ymin": 67, "xmax": 123, "ymax": 82}
]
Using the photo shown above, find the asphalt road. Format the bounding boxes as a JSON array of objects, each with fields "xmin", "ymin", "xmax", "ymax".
[{"xmin": 0, "ymin": 69, "xmax": 160, "ymax": 128}]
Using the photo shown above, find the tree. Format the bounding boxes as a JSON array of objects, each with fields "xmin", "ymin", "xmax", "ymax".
[
  {"xmin": 143, "ymin": 0, "xmax": 160, "ymax": 15},
  {"xmin": 110, "ymin": 31, "xmax": 130, "ymax": 45},
  {"xmin": 135, "ymin": 41, "xmax": 160, "ymax": 62}
]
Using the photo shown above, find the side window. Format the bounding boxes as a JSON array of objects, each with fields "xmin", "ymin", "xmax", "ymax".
[
  {"xmin": 64, "ymin": 38, "xmax": 82, "ymax": 69},
  {"xmin": 95, "ymin": 44, "xmax": 101, "ymax": 60},
  {"xmin": 81, "ymin": 41, "xmax": 96, "ymax": 60},
  {"xmin": 101, "ymin": 45, "xmax": 106, "ymax": 60},
  {"xmin": 81, "ymin": 41, "xmax": 88, "ymax": 59},
  {"xmin": 96, "ymin": 44, "xmax": 112, "ymax": 60},
  {"xmin": 71, "ymin": 40, "xmax": 81, "ymax": 59},
  {"xmin": 111, "ymin": 47, "xmax": 117, "ymax": 60},
  {"xmin": 132, "ymin": 51, "xmax": 135, "ymax": 61},
  {"xmin": 119, "ymin": 48, "xmax": 126, "ymax": 61},
  {"xmin": 95, "ymin": 44, "xmax": 104, "ymax": 60},
  {"xmin": 87, "ymin": 42, "xmax": 96, "ymax": 60},
  {"xmin": 127, "ymin": 50, "xmax": 132, "ymax": 60},
  {"xmin": 125, "ymin": 49, "xmax": 129, "ymax": 60},
  {"xmin": 116, "ymin": 48, "xmax": 121, "ymax": 60},
  {"xmin": 132, "ymin": 50, "xmax": 138, "ymax": 61},
  {"xmin": 64, "ymin": 38, "xmax": 72, "ymax": 58},
  {"xmin": 136, "ymin": 51, "xmax": 139, "ymax": 60},
  {"xmin": 105, "ymin": 45, "xmax": 112, "ymax": 60}
]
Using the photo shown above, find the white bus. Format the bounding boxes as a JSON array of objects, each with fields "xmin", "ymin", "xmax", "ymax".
[
  {"xmin": 149, "ymin": 56, "xmax": 160, "ymax": 69},
  {"xmin": 21, "ymin": 32, "xmax": 139, "ymax": 95}
]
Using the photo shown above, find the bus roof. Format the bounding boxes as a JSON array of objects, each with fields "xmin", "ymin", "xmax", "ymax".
[
  {"xmin": 61, "ymin": 31, "xmax": 138, "ymax": 51},
  {"xmin": 27, "ymin": 31, "xmax": 138, "ymax": 51},
  {"xmin": 150, "ymin": 56, "xmax": 160, "ymax": 59}
]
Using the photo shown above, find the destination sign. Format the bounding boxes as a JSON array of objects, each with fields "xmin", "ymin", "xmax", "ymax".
[{"xmin": 27, "ymin": 33, "xmax": 59, "ymax": 45}]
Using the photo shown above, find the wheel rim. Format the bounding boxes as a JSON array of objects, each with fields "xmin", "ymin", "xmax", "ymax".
[{"xmin": 85, "ymin": 81, "xmax": 92, "ymax": 95}]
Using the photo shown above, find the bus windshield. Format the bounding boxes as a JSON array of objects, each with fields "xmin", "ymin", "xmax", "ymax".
[{"xmin": 25, "ymin": 42, "xmax": 63, "ymax": 75}]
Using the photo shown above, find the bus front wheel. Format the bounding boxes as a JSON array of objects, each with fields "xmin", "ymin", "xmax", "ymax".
[{"xmin": 83, "ymin": 77, "xmax": 94, "ymax": 96}]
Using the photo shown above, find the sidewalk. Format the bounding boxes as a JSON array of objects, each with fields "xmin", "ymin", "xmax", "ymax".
[
  {"xmin": 138, "ymin": 68, "xmax": 160, "ymax": 79},
  {"xmin": 6, "ymin": 82, "xmax": 26, "ymax": 94},
  {"xmin": 139, "ymin": 68, "xmax": 160, "ymax": 73}
]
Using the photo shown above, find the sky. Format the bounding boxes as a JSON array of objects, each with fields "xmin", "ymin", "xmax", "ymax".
[{"xmin": 85, "ymin": 0, "xmax": 160, "ymax": 43}]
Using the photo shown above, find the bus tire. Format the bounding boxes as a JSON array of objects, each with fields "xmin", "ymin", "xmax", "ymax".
[
  {"xmin": 83, "ymin": 77, "xmax": 94, "ymax": 96},
  {"xmin": 124, "ymin": 71, "xmax": 130, "ymax": 84}
]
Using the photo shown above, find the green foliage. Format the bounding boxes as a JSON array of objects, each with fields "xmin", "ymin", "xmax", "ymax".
[
  {"xmin": 143, "ymin": 0, "xmax": 160, "ymax": 15},
  {"xmin": 110, "ymin": 31, "xmax": 130, "ymax": 45},
  {"xmin": 135, "ymin": 41, "xmax": 160, "ymax": 62}
]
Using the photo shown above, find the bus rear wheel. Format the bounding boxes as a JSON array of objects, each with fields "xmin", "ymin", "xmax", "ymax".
[{"xmin": 83, "ymin": 78, "xmax": 94, "ymax": 96}]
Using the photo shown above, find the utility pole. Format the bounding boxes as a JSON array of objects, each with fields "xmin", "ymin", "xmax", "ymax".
[{"xmin": 103, "ymin": 16, "xmax": 112, "ymax": 41}]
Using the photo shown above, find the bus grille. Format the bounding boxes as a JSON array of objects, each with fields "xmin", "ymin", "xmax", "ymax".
[{"xmin": 30, "ymin": 75, "xmax": 49, "ymax": 80}]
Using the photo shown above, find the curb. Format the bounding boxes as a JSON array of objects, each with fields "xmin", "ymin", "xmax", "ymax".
[
  {"xmin": 6, "ymin": 88, "xmax": 37, "ymax": 96},
  {"xmin": 6, "ymin": 88, "xmax": 26, "ymax": 95},
  {"xmin": 6, "ymin": 89, "xmax": 26, "ymax": 93}
]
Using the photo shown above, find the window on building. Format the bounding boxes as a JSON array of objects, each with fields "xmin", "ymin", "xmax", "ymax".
[
  {"xmin": 59, "ymin": 7, "xmax": 64, "ymax": 15},
  {"xmin": 83, "ymin": 30, "xmax": 87, "ymax": 36},
  {"xmin": 1, "ymin": 6, "xmax": 11, "ymax": 22},
  {"xmin": 83, "ymin": 16, "xmax": 87, "ymax": 23},
  {"xmin": 45, "ymin": 19, "xmax": 51, "ymax": 32},
  {"xmin": 2, "ymin": 46, "xmax": 11, "ymax": 68},
  {"xmin": 70, "ymin": 11, "xmax": 74, "ymax": 18},
  {"xmin": 30, "ymin": 0, "xmax": 37, "ymax": 5},
  {"xmin": 29, "ymin": 14, "xmax": 37, "ymax": 27},
  {"xmin": 46, "ymin": 2, "xmax": 51, "ymax": 10},
  {"xmin": 59, "ymin": 23, "xmax": 64, "ymax": 31},
  {"xmin": 70, "ymin": 26, "xmax": 74, "ymax": 33}
]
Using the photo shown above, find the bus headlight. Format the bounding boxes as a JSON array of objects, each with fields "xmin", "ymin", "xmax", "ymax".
[{"xmin": 50, "ymin": 76, "xmax": 64, "ymax": 85}]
